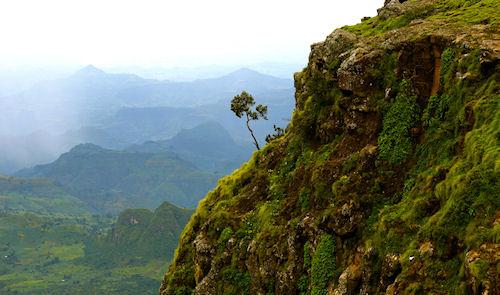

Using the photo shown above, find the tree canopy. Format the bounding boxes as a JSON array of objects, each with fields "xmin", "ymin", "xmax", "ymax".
[{"xmin": 230, "ymin": 91, "xmax": 268, "ymax": 150}]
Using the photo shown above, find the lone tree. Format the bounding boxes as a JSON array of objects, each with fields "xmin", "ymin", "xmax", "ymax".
[{"xmin": 231, "ymin": 91, "xmax": 268, "ymax": 150}]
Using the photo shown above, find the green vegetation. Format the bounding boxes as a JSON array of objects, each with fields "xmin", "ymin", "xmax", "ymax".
[
  {"xmin": 265, "ymin": 125, "xmax": 286, "ymax": 143},
  {"xmin": 311, "ymin": 235, "xmax": 336, "ymax": 295},
  {"xmin": 0, "ymin": 176, "xmax": 88, "ymax": 215},
  {"xmin": 344, "ymin": 0, "xmax": 500, "ymax": 37},
  {"xmin": 378, "ymin": 79, "xmax": 420, "ymax": 164},
  {"xmin": 0, "ymin": 200, "xmax": 191, "ymax": 294},
  {"xmin": 84, "ymin": 202, "xmax": 192, "ymax": 268},
  {"xmin": 220, "ymin": 267, "xmax": 251, "ymax": 295},
  {"xmin": 231, "ymin": 91, "xmax": 268, "ymax": 150},
  {"xmin": 218, "ymin": 227, "xmax": 233, "ymax": 252},
  {"xmin": 141, "ymin": 121, "xmax": 254, "ymax": 174}
]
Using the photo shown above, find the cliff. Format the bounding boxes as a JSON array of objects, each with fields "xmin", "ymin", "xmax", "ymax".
[{"xmin": 160, "ymin": 0, "xmax": 499, "ymax": 294}]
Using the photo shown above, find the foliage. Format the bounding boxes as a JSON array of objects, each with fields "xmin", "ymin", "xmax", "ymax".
[
  {"xmin": 231, "ymin": 91, "xmax": 268, "ymax": 150},
  {"xmin": 265, "ymin": 125, "xmax": 285, "ymax": 143},
  {"xmin": 220, "ymin": 267, "xmax": 251, "ymax": 295},
  {"xmin": 378, "ymin": 80, "xmax": 420, "ymax": 164},
  {"xmin": 311, "ymin": 235, "xmax": 336, "ymax": 295},
  {"xmin": 218, "ymin": 227, "xmax": 233, "ymax": 252},
  {"xmin": 85, "ymin": 202, "xmax": 192, "ymax": 268}
]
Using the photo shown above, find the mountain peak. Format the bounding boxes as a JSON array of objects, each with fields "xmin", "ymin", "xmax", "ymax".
[
  {"xmin": 68, "ymin": 143, "xmax": 105, "ymax": 154},
  {"xmin": 227, "ymin": 67, "xmax": 263, "ymax": 77},
  {"xmin": 74, "ymin": 64, "xmax": 106, "ymax": 76},
  {"xmin": 218, "ymin": 67, "xmax": 290, "ymax": 84}
]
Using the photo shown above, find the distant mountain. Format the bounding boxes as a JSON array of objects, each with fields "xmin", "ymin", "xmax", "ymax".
[
  {"xmin": 98, "ymin": 106, "xmax": 209, "ymax": 144},
  {"xmin": 73, "ymin": 64, "xmax": 107, "ymax": 76},
  {"xmin": 111, "ymin": 67, "xmax": 292, "ymax": 107},
  {"xmin": 0, "ymin": 65, "xmax": 152, "ymax": 134},
  {"xmin": 0, "ymin": 66, "xmax": 294, "ymax": 173},
  {"xmin": 85, "ymin": 201, "xmax": 192, "ymax": 268},
  {"xmin": 17, "ymin": 143, "xmax": 218, "ymax": 213},
  {"xmin": 127, "ymin": 122, "xmax": 254, "ymax": 173},
  {"xmin": 0, "ymin": 66, "xmax": 292, "ymax": 135},
  {"xmin": 99, "ymin": 90, "xmax": 293, "ymax": 145},
  {"xmin": 0, "ymin": 127, "xmax": 128, "ymax": 175},
  {"xmin": 105, "ymin": 62, "xmax": 302, "ymax": 81}
]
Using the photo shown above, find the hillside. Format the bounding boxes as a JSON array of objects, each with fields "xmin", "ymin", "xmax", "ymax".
[
  {"xmin": 0, "ymin": 175, "xmax": 89, "ymax": 215},
  {"xmin": 17, "ymin": 144, "xmax": 218, "ymax": 213},
  {"xmin": 127, "ymin": 122, "xmax": 254, "ymax": 173},
  {"xmin": 161, "ymin": 1, "xmax": 499, "ymax": 294},
  {"xmin": 0, "ymin": 201, "xmax": 191, "ymax": 294},
  {"xmin": 84, "ymin": 202, "xmax": 192, "ymax": 268}
]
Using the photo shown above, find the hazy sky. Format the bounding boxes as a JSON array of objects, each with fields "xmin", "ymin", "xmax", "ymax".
[{"xmin": 0, "ymin": 0, "xmax": 381, "ymax": 68}]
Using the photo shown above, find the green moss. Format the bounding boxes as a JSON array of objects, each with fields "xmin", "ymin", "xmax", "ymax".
[
  {"xmin": 341, "ymin": 152, "xmax": 359, "ymax": 174},
  {"xmin": 235, "ymin": 212, "xmax": 257, "ymax": 240},
  {"xmin": 298, "ymin": 189, "xmax": 311, "ymax": 212},
  {"xmin": 298, "ymin": 275, "xmax": 309, "ymax": 295},
  {"xmin": 304, "ymin": 241, "xmax": 312, "ymax": 269},
  {"xmin": 218, "ymin": 227, "xmax": 233, "ymax": 252},
  {"xmin": 311, "ymin": 234, "xmax": 336, "ymax": 295},
  {"xmin": 429, "ymin": 0, "xmax": 500, "ymax": 25},
  {"xmin": 220, "ymin": 267, "xmax": 251, "ymax": 295},
  {"xmin": 378, "ymin": 79, "xmax": 420, "ymax": 164},
  {"xmin": 469, "ymin": 259, "xmax": 489, "ymax": 280},
  {"xmin": 457, "ymin": 48, "xmax": 482, "ymax": 77},
  {"xmin": 332, "ymin": 175, "xmax": 350, "ymax": 198},
  {"xmin": 256, "ymin": 200, "xmax": 280, "ymax": 231},
  {"xmin": 173, "ymin": 286, "xmax": 194, "ymax": 295},
  {"xmin": 344, "ymin": 0, "xmax": 499, "ymax": 38},
  {"xmin": 440, "ymin": 48, "xmax": 455, "ymax": 88}
]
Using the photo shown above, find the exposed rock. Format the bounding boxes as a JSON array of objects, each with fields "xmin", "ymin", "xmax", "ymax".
[
  {"xmin": 309, "ymin": 29, "xmax": 358, "ymax": 75},
  {"xmin": 337, "ymin": 48, "xmax": 382, "ymax": 96},
  {"xmin": 464, "ymin": 243, "xmax": 500, "ymax": 295},
  {"xmin": 378, "ymin": 0, "xmax": 405, "ymax": 20},
  {"xmin": 418, "ymin": 241, "xmax": 434, "ymax": 257},
  {"xmin": 193, "ymin": 232, "xmax": 215, "ymax": 279},
  {"xmin": 324, "ymin": 198, "xmax": 363, "ymax": 236},
  {"xmin": 332, "ymin": 264, "xmax": 362, "ymax": 295},
  {"xmin": 380, "ymin": 254, "xmax": 401, "ymax": 287}
]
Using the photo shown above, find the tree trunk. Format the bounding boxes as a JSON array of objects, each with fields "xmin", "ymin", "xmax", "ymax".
[{"xmin": 246, "ymin": 113, "xmax": 260, "ymax": 150}]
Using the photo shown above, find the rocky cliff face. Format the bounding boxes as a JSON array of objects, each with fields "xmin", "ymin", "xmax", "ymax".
[{"xmin": 160, "ymin": 0, "xmax": 499, "ymax": 294}]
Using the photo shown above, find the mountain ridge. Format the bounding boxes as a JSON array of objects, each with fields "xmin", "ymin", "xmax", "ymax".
[
  {"xmin": 0, "ymin": 66, "xmax": 294, "ymax": 173},
  {"xmin": 16, "ymin": 143, "xmax": 218, "ymax": 213}
]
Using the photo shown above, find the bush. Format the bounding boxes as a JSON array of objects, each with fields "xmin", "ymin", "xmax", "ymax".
[
  {"xmin": 378, "ymin": 80, "xmax": 420, "ymax": 164},
  {"xmin": 311, "ymin": 234, "xmax": 336, "ymax": 295}
]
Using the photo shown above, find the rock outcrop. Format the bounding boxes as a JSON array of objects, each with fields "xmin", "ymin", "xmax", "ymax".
[{"xmin": 160, "ymin": 1, "xmax": 499, "ymax": 294}]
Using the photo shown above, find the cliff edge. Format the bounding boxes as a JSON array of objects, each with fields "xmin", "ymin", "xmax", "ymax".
[{"xmin": 161, "ymin": 0, "xmax": 499, "ymax": 294}]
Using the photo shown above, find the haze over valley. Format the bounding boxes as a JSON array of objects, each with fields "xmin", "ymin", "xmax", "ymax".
[
  {"xmin": 4, "ymin": 1, "xmax": 495, "ymax": 295},
  {"xmin": 0, "ymin": 65, "xmax": 296, "ymax": 174},
  {"xmin": 0, "ymin": 63, "xmax": 297, "ymax": 293}
]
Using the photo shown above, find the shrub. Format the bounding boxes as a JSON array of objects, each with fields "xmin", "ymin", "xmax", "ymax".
[
  {"xmin": 311, "ymin": 234, "xmax": 336, "ymax": 295},
  {"xmin": 378, "ymin": 80, "xmax": 420, "ymax": 164}
]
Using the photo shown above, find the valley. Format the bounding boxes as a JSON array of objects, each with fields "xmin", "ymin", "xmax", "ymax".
[
  {"xmin": 0, "ymin": 66, "xmax": 293, "ymax": 294},
  {"xmin": 1, "ymin": 0, "xmax": 498, "ymax": 294}
]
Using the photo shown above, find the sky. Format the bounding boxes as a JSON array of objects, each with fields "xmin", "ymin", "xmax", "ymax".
[{"xmin": 0, "ymin": 0, "xmax": 381, "ymax": 68}]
